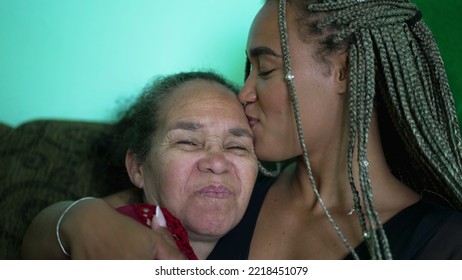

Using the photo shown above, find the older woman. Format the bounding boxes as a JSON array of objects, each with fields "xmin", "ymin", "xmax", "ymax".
[{"xmin": 22, "ymin": 71, "xmax": 258, "ymax": 259}]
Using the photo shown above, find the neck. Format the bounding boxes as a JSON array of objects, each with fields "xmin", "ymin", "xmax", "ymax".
[
  {"xmin": 189, "ymin": 237, "xmax": 218, "ymax": 260},
  {"xmin": 288, "ymin": 111, "xmax": 402, "ymax": 212}
]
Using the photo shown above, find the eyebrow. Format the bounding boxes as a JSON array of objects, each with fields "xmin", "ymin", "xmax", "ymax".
[
  {"xmin": 173, "ymin": 121, "xmax": 202, "ymax": 131},
  {"xmin": 229, "ymin": 128, "xmax": 253, "ymax": 139},
  {"xmin": 248, "ymin": 46, "xmax": 282, "ymax": 59},
  {"xmin": 171, "ymin": 121, "xmax": 253, "ymax": 139}
]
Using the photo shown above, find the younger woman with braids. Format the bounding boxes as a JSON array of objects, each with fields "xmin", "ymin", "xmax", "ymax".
[
  {"xmin": 208, "ymin": 0, "xmax": 462, "ymax": 259},
  {"xmin": 22, "ymin": 0, "xmax": 462, "ymax": 260}
]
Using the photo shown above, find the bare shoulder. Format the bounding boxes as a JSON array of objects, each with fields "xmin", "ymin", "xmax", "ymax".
[{"xmin": 103, "ymin": 188, "xmax": 139, "ymax": 208}]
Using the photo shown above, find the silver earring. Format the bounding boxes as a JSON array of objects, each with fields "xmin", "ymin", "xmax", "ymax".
[{"xmin": 243, "ymin": 102, "xmax": 248, "ymax": 108}]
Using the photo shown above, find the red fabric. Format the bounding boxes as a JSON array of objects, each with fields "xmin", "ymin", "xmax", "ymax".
[{"xmin": 116, "ymin": 204, "xmax": 198, "ymax": 260}]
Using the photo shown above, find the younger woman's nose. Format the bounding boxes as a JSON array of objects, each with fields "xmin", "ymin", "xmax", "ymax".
[{"xmin": 238, "ymin": 77, "xmax": 257, "ymax": 106}]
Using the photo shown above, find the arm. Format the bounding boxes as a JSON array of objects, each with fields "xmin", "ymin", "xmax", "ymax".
[
  {"xmin": 21, "ymin": 190, "xmax": 185, "ymax": 259},
  {"xmin": 21, "ymin": 200, "xmax": 75, "ymax": 259}
]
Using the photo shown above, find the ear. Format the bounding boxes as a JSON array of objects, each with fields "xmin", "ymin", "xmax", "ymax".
[
  {"xmin": 332, "ymin": 51, "xmax": 348, "ymax": 95},
  {"xmin": 125, "ymin": 149, "xmax": 145, "ymax": 190}
]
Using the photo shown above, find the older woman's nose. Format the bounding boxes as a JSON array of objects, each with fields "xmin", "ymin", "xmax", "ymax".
[{"xmin": 197, "ymin": 149, "xmax": 231, "ymax": 174}]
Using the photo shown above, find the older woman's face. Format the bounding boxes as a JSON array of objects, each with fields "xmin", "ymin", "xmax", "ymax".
[{"xmin": 140, "ymin": 80, "xmax": 257, "ymax": 240}]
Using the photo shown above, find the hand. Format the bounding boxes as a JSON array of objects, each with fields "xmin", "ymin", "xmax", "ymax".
[{"xmin": 62, "ymin": 198, "xmax": 187, "ymax": 259}]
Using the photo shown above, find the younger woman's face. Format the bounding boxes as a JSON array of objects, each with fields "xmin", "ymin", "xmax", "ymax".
[{"xmin": 239, "ymin": 0, "xmax": 348, "ymax": 162}]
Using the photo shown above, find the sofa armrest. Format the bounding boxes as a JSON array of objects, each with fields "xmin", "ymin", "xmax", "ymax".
[{"xmin": 0, "ymin": 120, "xmax": 118, "ymax": 259}]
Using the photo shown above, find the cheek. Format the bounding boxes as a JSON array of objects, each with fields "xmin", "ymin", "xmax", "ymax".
[
  {"xmin": 234, "ymin": 158, "xmax": 258, "ymax": 196},
  {"xmin": 155, "ymin": 154, "xmax": 195, "ymax": 208},
  {"xmin": 253, "ymin": 90, "xmax": 300, "ymax": 161},
  {"xmin": 257, "ymin": 81, "xmax": 288, "ymax": 112},
  {"xmin": 295, "ymin": 76, "xmax": 339, "ymax": 140},
  {"xmin": 260, "ymin": 85, "xmax": 294, "ymax": 128}
]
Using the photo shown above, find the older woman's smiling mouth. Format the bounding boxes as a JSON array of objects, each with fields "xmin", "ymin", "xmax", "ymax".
[{"xmin": 197, "ymin": 185, "xmax": 233, "ymax": 198}]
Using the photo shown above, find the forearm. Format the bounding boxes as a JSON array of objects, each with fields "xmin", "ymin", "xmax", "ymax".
[
  {"xmin": 21, "ymin": 189, "xmax": 185, "ymax": 260},
  {"xmin": 21, "ymin": 201, "xmax": 74, "ymax": 259},
  {"xmin": 20, "ymin": 189, "xmax": 132, "ymax": 260}
]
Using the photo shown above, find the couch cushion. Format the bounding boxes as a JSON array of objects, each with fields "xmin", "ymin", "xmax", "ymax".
[
  {"xmin": 0, "ymin": 120, "xmax": 117, "ymax": 259},
  {"xmin": 0, "ymin": 123, "xmax": 12, "ymax": 141}
]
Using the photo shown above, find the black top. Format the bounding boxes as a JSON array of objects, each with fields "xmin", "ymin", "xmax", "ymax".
[{"xmin": 208, "ymin": 174, "xmax": 462, "ymax": 260}]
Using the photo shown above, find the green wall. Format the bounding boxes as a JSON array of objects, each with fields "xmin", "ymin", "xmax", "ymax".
[
  {"xmin": 0, "ymin": 0, "xmax": 262, "ymax": 126},
  {"xmin": 413, "ymin": 0, "xmax": 462, "ymax": 126},
  {"xmin": 1, "ymin": 0, "xmax": 460, "ymax": 127}
]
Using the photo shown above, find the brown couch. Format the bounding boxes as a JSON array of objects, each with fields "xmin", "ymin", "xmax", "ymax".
[{"xmin": 0, "ymin": 120, "xmax": 122, "ymax": 259}]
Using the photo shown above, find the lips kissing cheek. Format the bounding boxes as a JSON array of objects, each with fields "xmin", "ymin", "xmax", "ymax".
[{"xmin": 246, "ymin": 116, "xmax": 259, "ymax": 128}]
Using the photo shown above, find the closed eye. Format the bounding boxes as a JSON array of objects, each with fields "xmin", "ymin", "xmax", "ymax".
[
  {"xmin": 258, "ymin": 69, "xmax": 275, "ymax": 78},
  {"xmin": 177, "ymin": 139, "xmax": 197, "ymax": 146},
  {"xmin": 226, "ymin": 143, "xmax": 253, "ymax": 156},
  {"xmin": 227, "ymin": 145, "xmax": 248, "ymax": 150}
]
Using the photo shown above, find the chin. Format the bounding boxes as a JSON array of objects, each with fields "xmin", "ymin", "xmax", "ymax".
[{"xmin": 185, "ymin": 213, "xmax": 237, "ymax": 239}]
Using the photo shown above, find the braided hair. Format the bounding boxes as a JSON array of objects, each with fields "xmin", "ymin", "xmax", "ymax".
[{"xmin": 263, "ymin": 0, "xmax": 462, "ymax": 259}]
